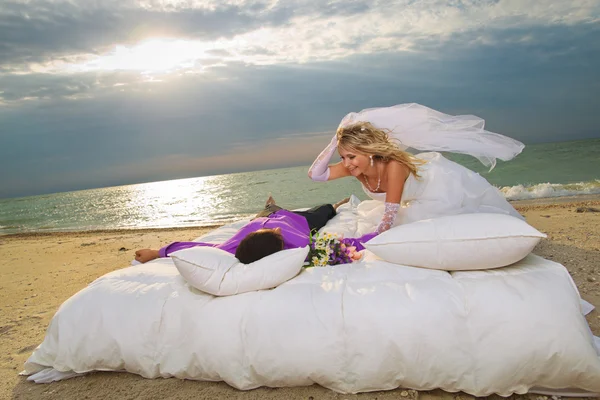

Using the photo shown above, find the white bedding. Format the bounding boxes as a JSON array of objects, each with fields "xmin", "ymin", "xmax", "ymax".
[{"xmin": 22, "ymin": 199, "xmax": 600, "ymax": 396}]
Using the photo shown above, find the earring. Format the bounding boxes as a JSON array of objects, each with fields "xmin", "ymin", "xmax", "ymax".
[{"xmin": 370, "ymin": 155, "xmax": 374, "ymax": 167}]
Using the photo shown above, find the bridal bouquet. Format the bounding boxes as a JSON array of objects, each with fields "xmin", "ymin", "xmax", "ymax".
[{"xmin": 305, "ymin": 231, "xmax": 362, "ymax": 267}]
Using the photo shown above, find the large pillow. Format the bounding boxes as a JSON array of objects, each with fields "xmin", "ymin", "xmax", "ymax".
[
  {"xmin": 171, "ymin": 246, "xmax": 308, "ymax": 296},
  {"xmin": 364, "ymin": 213, "xmax": 546, "ymax": 271}
]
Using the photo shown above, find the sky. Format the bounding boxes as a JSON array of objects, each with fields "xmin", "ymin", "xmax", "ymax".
[{"xmin": 0, "ymin": 0, "xmax": 599, "ymax": 198}]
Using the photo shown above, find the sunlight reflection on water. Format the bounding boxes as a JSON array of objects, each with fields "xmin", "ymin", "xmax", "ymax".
[{"xmin": 0, "ymin": 166, "xmax": 359, "ymax": 233}]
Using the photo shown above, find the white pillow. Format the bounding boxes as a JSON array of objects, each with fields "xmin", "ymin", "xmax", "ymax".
[
  {"xmin": 364, "ymin": 213, "xmax": 546, "ymax": 271},
  {"xmin": 171, "ymin": 246, "xmax": 308, "ymax": 296}
]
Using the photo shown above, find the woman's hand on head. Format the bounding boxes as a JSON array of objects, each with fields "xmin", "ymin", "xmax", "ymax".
[
  {"xmin": 308, "ymin": 134, "xmax": 339, "ymax": 181},
  {"xmin": 135, "ymin": 249, "xmax": 160, "ymax": 263}
]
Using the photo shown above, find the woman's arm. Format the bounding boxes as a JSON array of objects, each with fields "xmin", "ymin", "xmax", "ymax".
[
  {"xmin": 324, "ymin": 161, "xmax": 352, "ymax": 180},
  {"xmin": 308, "ymin": 135, "xmax": 351, "ymax": 181},
  {"xmin": 377, "ymin": 161, "xmax": 410, "ymax": 233},
  {"xmin": 308, "ymin": 135, "xmax": 337, "ymax": 181}
]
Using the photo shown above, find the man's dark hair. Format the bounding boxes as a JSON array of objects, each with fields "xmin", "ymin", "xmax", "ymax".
[{"xmin": 235, "ymin": 229, "xmax": 284, "ymax": 264}]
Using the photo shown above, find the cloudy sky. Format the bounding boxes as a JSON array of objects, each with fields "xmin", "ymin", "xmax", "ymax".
[{"xmin": 0, "ymin": 0, "xmax": 599, "ymax": 198}]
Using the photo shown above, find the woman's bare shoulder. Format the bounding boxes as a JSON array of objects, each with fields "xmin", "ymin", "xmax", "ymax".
[{"xmin": 385, "ymin": 160, "xmax": 411, "ymax": 179}]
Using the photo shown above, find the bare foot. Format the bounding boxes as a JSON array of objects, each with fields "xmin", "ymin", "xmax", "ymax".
[
  {"xmin": 333, "ymin": 197, "xmax": 351, "ymax": 211},
  {"xmin": 135, "ymin": 249, "xmax": 160, "ymax": 263},
  {"xmin": 265, "ymin": 194, "xmax": 276, "ymax": 207}
]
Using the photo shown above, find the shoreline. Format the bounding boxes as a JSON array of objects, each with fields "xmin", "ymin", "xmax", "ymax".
[
  {"xmin": 3, "ymin": 193, "xmax": 600, "ymax": 240},
  {"xmin": 1, "ymin": 195, "xmax": 599, "ymax": 399},
  {"xmin": 509, "ymin": 193, "xmax": 600, "ymax": 206}
]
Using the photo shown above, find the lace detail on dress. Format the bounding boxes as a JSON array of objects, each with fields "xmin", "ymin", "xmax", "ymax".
[
  {"xmin": 308, "ymin": 135, "xmax": 337, "ymax": 182},
  {"xmin": 377, "ymin": 202, "xmax": 400, "ymax": 233}
]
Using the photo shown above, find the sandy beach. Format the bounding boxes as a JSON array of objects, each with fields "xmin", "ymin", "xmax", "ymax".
[{"xmin": 1, "ymin": 195, "xmax": 599, "ymax": 400}]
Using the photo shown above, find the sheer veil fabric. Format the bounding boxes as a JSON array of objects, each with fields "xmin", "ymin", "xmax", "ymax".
[{"xmin": 338, "ymin": 103, "xmax": 525, "ymax": 170}]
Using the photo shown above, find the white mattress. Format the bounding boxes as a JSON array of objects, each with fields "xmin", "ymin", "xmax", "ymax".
[{"xmin": 21, "ymin": 199, "xmax": 600, "ymax": 396}]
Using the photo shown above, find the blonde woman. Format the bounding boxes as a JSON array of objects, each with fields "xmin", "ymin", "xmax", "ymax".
[{"xmin": 308, "ymin": 103, "xmax": 524, "ymax": 233}]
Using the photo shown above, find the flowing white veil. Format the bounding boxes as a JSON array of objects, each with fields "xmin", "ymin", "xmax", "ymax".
[{"xmin": 338, "ymin": 103, "xmax": 524, "ymax": 170}]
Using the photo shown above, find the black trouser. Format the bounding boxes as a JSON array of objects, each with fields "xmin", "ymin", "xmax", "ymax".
[{"xmin": 254, "ymin": 204, "xmax": 336, "ymax": 232}]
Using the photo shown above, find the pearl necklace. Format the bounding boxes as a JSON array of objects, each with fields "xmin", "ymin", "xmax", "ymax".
[{"xmin": 363, "ymin": 168, "xmax": 381, "ymax": 192}]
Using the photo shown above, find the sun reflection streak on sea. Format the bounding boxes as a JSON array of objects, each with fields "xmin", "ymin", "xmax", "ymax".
[{"xmin": 122, "ymin": 176, "xmax": 238, "ymax": 229}]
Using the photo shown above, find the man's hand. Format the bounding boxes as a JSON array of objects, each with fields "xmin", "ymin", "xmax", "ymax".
[{"xmin": 134, "ymin": 249, "xmax": 160, "ymax": 263}]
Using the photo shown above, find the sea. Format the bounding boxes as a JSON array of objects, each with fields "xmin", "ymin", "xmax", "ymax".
[{"xmin": 1, "ymin": 138, "xmax": 599, "ymax": 235}]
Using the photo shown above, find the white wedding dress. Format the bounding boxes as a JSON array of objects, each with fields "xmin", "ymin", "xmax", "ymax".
[{"xmin": 362, "ymin": 152, "xmax": 522, "ymax": 226}]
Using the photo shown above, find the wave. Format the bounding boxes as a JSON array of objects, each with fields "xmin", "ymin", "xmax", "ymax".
[
  {"xmin": 0, "ymin": 224, "xmax": 24, "ymax": 231},
  {"xmin": 501, "ymin": 180, "xmax": 600, "ymax": 201}
]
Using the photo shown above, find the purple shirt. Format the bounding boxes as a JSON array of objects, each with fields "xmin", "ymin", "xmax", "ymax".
[{"xmin": 159, "ymin": 209, "xmax": 378, "ymax": 258}]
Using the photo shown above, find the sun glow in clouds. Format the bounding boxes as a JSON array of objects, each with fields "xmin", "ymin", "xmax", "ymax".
[
  {"xmin": 8, "ymin": 0, "xmax": 599, "ymax": 81},
  {"xmin": 47, "ymin": 1, "xmax": 600, "ymax": 75},
  {"xmin": 81, "ymin": 39, "xmax": 207, "ymax": 73},
  {"xmin": 66, "ymin": 34, "xmax": 283, "ymax": 75}
]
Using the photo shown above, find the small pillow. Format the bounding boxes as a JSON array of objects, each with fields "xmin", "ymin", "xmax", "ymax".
[
  {"xmin": 171, "ymin": 246, "xmax": 309, "ymax": 296},
  {"xmin": 364, "ymin": 213, "xmax": 546, "ymax": 271}
]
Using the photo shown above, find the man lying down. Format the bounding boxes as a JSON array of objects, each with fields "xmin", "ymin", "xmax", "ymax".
[{"xmin": 135, "ymin": 196, "xmax": 378, "ymax": 264}]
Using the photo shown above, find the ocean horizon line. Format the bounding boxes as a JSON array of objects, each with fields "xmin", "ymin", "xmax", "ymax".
[{"xmin": 3, "ymin": 136, "xmax": 599, "ymax": 201}]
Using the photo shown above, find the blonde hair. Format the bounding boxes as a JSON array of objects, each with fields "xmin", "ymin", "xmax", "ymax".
[{"xmin": 336, "ymin": 121, "xmax": 424, "ymax": 177}]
